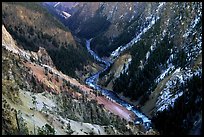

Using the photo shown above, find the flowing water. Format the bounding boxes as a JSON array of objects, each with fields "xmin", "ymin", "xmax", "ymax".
[{"xmin": 85, "ymin": 39, "xmax": 152, "ymax": 130}]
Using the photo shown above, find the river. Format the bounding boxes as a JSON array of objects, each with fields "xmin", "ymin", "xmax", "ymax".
[{"xmin": 85, "ymin": 39, "xmax": 152, "ymax": 130}]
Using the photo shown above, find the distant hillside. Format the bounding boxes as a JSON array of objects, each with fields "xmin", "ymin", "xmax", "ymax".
[{"xmin": 44, "ymin": 2, "xmax": 161, "ymax": 57}]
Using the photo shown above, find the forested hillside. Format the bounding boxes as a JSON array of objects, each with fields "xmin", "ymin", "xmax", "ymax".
[
  {"xmin": 2, "ymin": 23, "xmax": 157, "ymax": 135},
  {"xmin": 99, "ymin": 2, "xmax": 202, "ymax": 134},
  {"xmin": 112, "ymin": 2, "xmax": 202, "ymax": 105},
  {"xmin": 2, "ymin": 2, "xmax": 92, "ymax": 78},
  {"xmin": 48, "ymin": 2, "xmax": 202, "ymax": 135},
  {"xmin": 2, "ymin": 2, "xmax": 202, "ymax": 135}
]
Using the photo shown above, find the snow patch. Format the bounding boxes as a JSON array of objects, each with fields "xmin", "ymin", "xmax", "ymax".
[
  {"xmin": 155, "ymin": 63, "xmax": 175, "ymax": 84},
  {"xmin": 183, "ymin": 15, "xmax": 201, "ymax": 38},
  {"xmin": 145, "ymin": 51, "xmax": 150, "ymax": 60},
  {"xmin": 110, "ymin": 3, "xmax": 166, "ymax": 59},
  {"xmin": 54, "ymin": 2, "xmax": 60, "ymax": 8},
  {"xmin": 60, "ymin": 11, "xmax": 71, "ymax": 19},
  {"xmin": 156, "ymin": 67, "xmax": 202, "ymax": 112}
]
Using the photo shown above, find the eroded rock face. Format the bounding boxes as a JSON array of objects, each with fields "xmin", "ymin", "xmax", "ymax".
[
  {"xmin": 2, "ymin": 25, "xmax": 19, "ymax": 49},
  {"xmin": 3, "ymin": 20, "xmax": 158, "ymax": 135},
  {"xmin": 37, "ymin": 47, "xmax": 55, "ymax": 67},
  {"xmin": 30, "ymin": 47, "xmax": 55, "ymax": 68},
  {"xmin": 2, "ymin": 24, "xmax": 55, "ymax": 68}
]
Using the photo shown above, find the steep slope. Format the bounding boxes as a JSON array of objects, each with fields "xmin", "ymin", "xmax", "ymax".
[
  {"xmin": 2, "ymin": 25, "xmax": 158, "ymax": 135},
  {"xmin": 46, "ymin": 2, "xmax": 202, "ymax": 135},
  {"xmin": 44, "ymin": 2, "xmax": 165, "ymax": 57},
  {"xmin": 2, "ymin": 2, "xmax": 94, "ymax": 78},
  {"xmin": 3, "ymin": 2, "xmax": 202, "ymax": 135},
  {"xmin": 112, "ymin": 2, "xmax": 202, "ymax": 107},
  {"xmin": 98, "ymin": 2, "xmax": 202, "ymax": 135}
]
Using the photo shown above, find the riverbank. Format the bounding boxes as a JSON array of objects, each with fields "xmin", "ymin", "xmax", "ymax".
[{"xmin": 85, "ymin": 39, "xmax": 152, "ymax": 130}]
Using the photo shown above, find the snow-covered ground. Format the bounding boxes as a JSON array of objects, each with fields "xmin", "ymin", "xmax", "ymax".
[
  {"xmin": 110, "ymin": 2, "xmax": 166, "ymax": 59},
  {"xmin": 155, "ymin": 29, "xmax": 202, "ymax": 85},
  {"xmin": 155, "ymin": 63, "xmax": 175, "ymax": 84},
  {"xmin": 156, "ymin": 67, "xmax": 202, "ymax": 112},
  {"xmin": 54, "ymin": 2, "xmax": 60, "ymax": 8},
  {"xmin": 183, "ymin": 13, "xmax": 201, "ymax": 38},
  {"xmin": 60, "ymin": 11, "xmax": 71, "ymax": 19}
]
